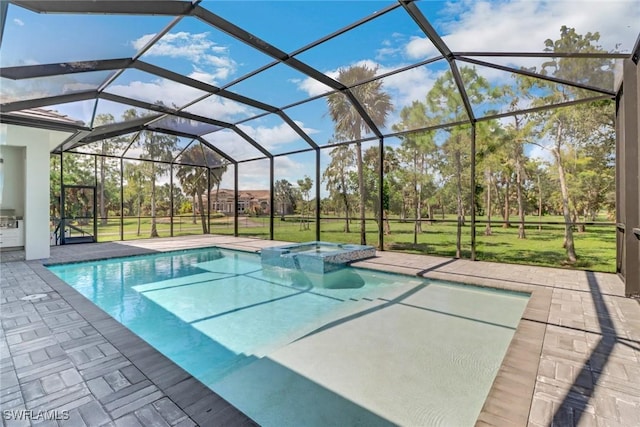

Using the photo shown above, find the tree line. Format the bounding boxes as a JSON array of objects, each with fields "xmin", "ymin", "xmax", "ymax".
[
  {"xmin": 50, "ymin": 27, "xmax": 615, "ymax": 265},
  {"xmin": 321, "ymin": 26, "xmax": 615, "ymax": 263}
]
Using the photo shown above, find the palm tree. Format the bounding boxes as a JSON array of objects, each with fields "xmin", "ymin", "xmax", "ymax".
[
  {"xmin": 124, "ymin": 107, "xmax": 178, "ymax": 238},
  {"xmin": 326, "ymin": 65, "xmax": 392, "ymax": 245},
  {"xmin": 176, "ymin": 144, "xmax": 227, "ymax": 234}
]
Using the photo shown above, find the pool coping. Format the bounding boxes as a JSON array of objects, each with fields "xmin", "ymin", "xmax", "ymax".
[{"xmin": 12, "ymin": 237, "xmax": 552, "ymax": 426}]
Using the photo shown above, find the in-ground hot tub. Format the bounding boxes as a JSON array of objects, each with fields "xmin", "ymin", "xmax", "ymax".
[{"xmin": 261, "ymin": 241, "xmax": 376, "ymax": 273}]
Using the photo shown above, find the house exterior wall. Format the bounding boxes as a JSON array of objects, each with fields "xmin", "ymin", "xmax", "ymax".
[
  {"xmin": 0, "ymin": 124, "xmax": 69, "ymax": 260},
  {"xmin": 206, "ymin": 189, "xmax": 270, "ymax": 215}
]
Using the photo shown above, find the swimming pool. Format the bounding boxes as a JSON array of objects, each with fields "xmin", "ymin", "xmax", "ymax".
[{"xmin": 48, "ymin": 246, "xmax": 530, "ymax": 426}]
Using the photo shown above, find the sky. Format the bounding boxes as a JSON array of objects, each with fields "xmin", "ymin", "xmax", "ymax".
[{"xmin": 2, "ymin": 0, "xmax": 639, "ymax": 193}]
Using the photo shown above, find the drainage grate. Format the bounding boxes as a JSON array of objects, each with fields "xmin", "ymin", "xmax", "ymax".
[{"xmin": 19, "ymin": 293, "xmax": 47, "ymax": 301}]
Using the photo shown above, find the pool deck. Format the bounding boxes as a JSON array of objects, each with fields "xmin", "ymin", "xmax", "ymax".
[{"xmin": 1, "ymin": 235, "xmax": 638, "ymax": 426}]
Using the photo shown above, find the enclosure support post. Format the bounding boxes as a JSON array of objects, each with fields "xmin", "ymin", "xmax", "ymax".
[
  {"xmin": 234, "ymin": 164, "xmax": 239, "ymax": 237},
  {"xmin": 93, "ymin": 155, "xmax": 98, "ymax": 241},
  {"xmin": 120, "ymin": 157, "xmax": 124, "ymax": 241},
  {"xmin": 60, "ymin": 153, "xmax": 65, "ymax": 245},
  {"xmin": 207, "ymin": 167, "xmax": 211, "ymax": 234},
  {"xmin": 269, "ymin": 158, "xmax": 274, "ymax": 240},
  {"xmin": 315, "ymin": 148, "xmax": 321, "ymax": 241},
  {"xmin": 170, "ymin": 164, "xmax": 174, "ymax": 238},
  {"xmin": 617, "ymin": 57, "xmax": 640, "ymax": 296},
  {"xmin": 470, "ymin": 123, "xmax": 477, "ymax": 261},
  {"xmin": 93, "ymin": 185, "xmax": 98, "ymax": 242},
  {"xmin": 378, "ymin": 137, "xmax": 385, "ymax": 251}
]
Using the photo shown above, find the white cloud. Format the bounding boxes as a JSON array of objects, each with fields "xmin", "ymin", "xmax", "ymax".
[
  {"xmin": 382, "ymin": 66, "xmax": 440, "ymax": 110},
  {"xmin": 185, "ymin": 93, "xmax": 255, "ymax": 122},
  {"xmin": 294, "ymin": 59, "xmax": 380, "ymax": 98},
  {"xmin": 203, "ymin": 129, "xmax": 265, "ymax": 161},
  {"xmin": 418, "ymin": 0, "xmax": 640, "ymax": 57},
  {"xmin": 13, "ymin": 18, "xmax": 24, "ymax": 26},
  {"xmin": 526, "ymin": 143, "xmax": 554, "ymax": 163},
  {"xmin": 236, "ymin": 158, "xmax": 271, "ymax": 190},
  {"xmin": 375, "ymin": 47, "xmax": 401, "ymax": 61},
  {"xmin": 405, "ymin": 37, "xmax": 439, "ymax": 60},
  {"xmin": 188, "ymin": 70, "xmax": 218, "ymax": 86},
  {"xmin": 132, "ymin": 31, "xmax": 237, "ymax": 86},
  {"xmin": 294, "ymin": 58, "xmax": 445, "ymax": 131},
  {"xmin": 290, "ymin": 0, "xmax": 637, "ymax": 132},
  {"xmin": 238, "ymin": 120, "xmax": 318, "ymax": 151},
  {"xmin": 107, "ymin": 77, "xmax": 206, "ymax": 109},
  {"xmin": 274, "ymin": 156, "xmax": 308, "ymax": 180},
  {"xmin": 220, "ymin": 156, "xmax": 312, "ymax": 191},
  {"xmin": 296, "ymin": 75, "xmax": 335, "ymax": 97},
  {"xmin": 64, "ymin": 82, "xmax": 98, "ymax": 93},
  {"xmin": 375, "ymin": 34, "xmax": 408, "ymax": 61},
  {"xmin": 131, "ymin": 33, "xmax": 155, "ymax": 50}
]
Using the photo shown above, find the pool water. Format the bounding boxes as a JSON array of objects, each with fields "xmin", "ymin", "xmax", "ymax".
[{"xmin": 48, "ymin": 246, "xmax": 530, "ymax": 426}]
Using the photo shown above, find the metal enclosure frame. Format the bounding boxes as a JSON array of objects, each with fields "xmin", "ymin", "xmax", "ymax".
[{"xmin": 1, "ymin": 0, "xmax": 638, "ymax": 290}]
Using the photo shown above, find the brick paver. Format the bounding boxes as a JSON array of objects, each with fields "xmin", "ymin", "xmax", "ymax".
[{"xmin": 1, "ymin": 241, "xmax": 257, "ymax": 427}]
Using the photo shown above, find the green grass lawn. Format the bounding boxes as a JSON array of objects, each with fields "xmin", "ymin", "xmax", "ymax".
[{"xmin": 67, "ymin": 214, "xmax": 616, "ymax": 273}]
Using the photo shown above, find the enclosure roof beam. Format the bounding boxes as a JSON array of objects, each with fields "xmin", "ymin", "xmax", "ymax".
[
  {"xmin": 171, "ymin": 139, "xmax": 197, "ymax": 164},
  {"xmin": 141, "ymin": 127, "xmax": 200, "ymax": 141},
  {"xmin": 0, "ymin": 112, "xmax": 89, "ymax": 134},
  {"xmin": 51, "ymin": 130, "xmax": 93, "ymax": 153},
  {"xmin": 1, "ymin": 1, "xmax": 10, "ymax": 48},
  {"xmin": 1, "ymin": 59, "xmax": 130, "ymax": 80},
  {"xmin": 399, "ymin": 0, "xmax": 452, "ymax": 60},
  {"xmin": 99, "ymin": 93, "xmax": 234, "ymax": 129},
  {"xmin": 96, "ymin": 16, "xmax": 186, "ymax": 94},
  {"xmin": 631, "ymin": 33, "xmax": 640, "ymax": 64},
  {"xmin": 400, "ymin": 1, "xmax": 475, "ymax": 122},
  {"xmin": 74, "ymin": 116, "xmax": 157, "ymax": 145},
  {"xmin": 277, "ymin": 111, "xmax": 318, "ymax": 149},
  {"xmin": 288, "ymin": 2, "xmax": 400, "ymax": 57},
  {"xmin": 230, "ymin": 125, "xmax": 272, "ymax": 159},
  {"xmin": 132, "ymin": 61, "xmax": 223, "ymax": 96},
  {"xmin": 99, "ymin": 92, "xmax": 179, "ymax": 114},
  {"xmin": 193, "ymin": 5, "xmax": 383, "ymax": 138},
  {"xmin": 474, "ymin": 94, "xmax": 614, "ymax": 123},
  {"xmin": 132, "ymin": 61, "xmax": 280, "ymax": 115},
  {"xmin": 197, "ymin": 137, "xmax": 237, "ymax": 165},
  {"xmin": 0, "ymin": 91, "xmax": 98, "ymax": 113},
  {"xmin": 449, "ymin": 61, "xmax": 476, "ymax": 123},
  {"xmin": 10, "ymin": 0, "xmax": 193, "ymax": 15},
  {"xmin": 458, "ymin": 56, "xmax": 617, "ymax": 97},
  {"xmin": 452, "ymin": 52, "xmax": 630, "ymax": 59}
]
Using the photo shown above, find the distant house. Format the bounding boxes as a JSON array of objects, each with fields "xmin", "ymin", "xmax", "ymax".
[{"xmin": 205, "ymin": 189, "xmax": 271, "ymax": 215}]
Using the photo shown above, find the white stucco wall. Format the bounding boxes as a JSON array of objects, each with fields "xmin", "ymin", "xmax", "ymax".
[
  {"xmin": 0, "ymin": 124, "xmax": 70, "ymax": 260},
  {"xmin": 0, "ymin": 145, "xmax": 25, "ymax": 217}
]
